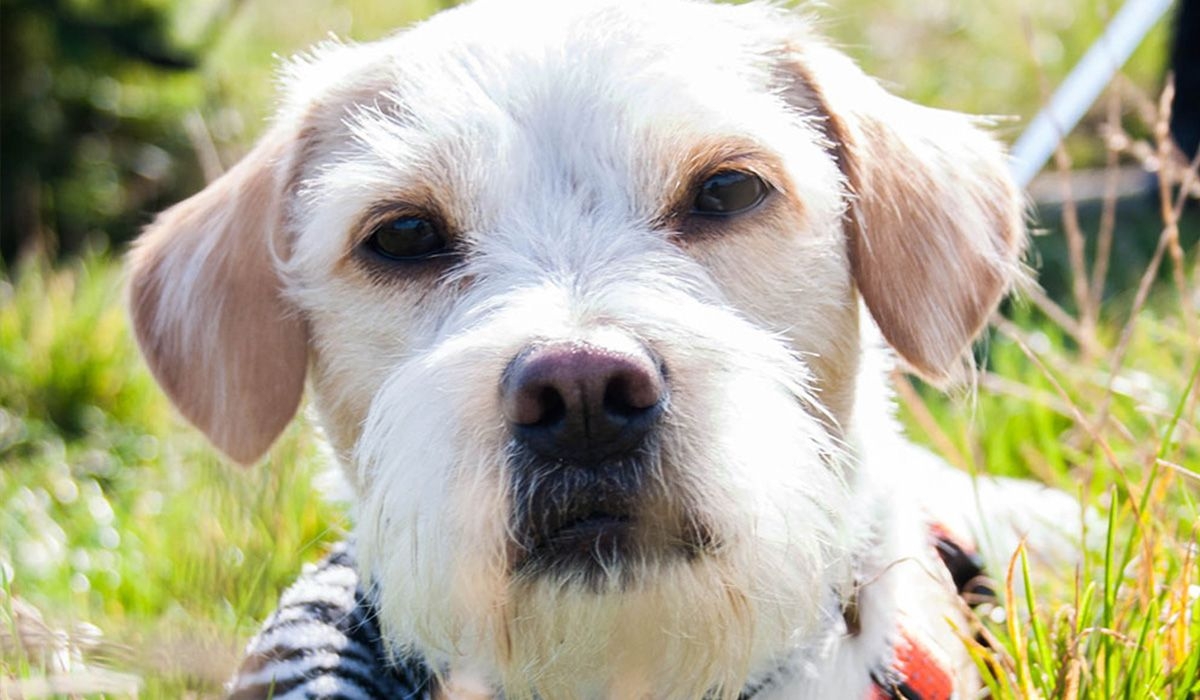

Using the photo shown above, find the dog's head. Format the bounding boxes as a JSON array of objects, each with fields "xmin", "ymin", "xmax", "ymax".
[{"xmin": 128, "ymin": 0, "xmax": 1022, "ymax": 695}]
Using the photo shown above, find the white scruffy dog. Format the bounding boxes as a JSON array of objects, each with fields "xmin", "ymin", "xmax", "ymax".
[{"xmin": 128, "ymin": 1, "xmax": 1080, "ymax": 697}]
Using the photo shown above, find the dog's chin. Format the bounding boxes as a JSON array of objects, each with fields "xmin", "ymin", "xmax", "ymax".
[{"xmin": 517, "ymin": 511, "xmax": 635, "ymax": 578}]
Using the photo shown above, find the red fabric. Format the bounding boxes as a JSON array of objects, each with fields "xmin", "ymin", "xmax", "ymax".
[
  {"xmin": 867, "ymin": 521, "xmax": 980, "ymax": 699},
  {"xmin": 868, "ymin": 628, "xmax": 955, "ymax": 699},
  {"xmin": 897, "ymin": 629, "xmax": 953, "ymax": 698}
]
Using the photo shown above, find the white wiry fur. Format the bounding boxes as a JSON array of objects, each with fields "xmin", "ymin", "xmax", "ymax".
[{"xmin": 127, "ymin": 1, "xmax": 1081, "ymax": 697}]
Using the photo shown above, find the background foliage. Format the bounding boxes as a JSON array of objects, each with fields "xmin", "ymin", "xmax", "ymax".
[{"xmin": 1, "ymin": 0, "xmax": 204, "ymax": 261}]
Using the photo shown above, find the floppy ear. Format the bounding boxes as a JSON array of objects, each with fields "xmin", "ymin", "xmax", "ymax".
[
  {"xmin": 782, "ymin": 43, "xmax": 1026, "ymax": 383},
  {"xmin": 127, "ymin": 126, "xmax": 308, "ymax": 464}
]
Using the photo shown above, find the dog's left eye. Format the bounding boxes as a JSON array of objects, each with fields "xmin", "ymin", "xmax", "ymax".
[
  {"xmin": 366, "ymin": 216, "xmax": 448, "ymax": 261},
  {"xmin": 691, "ymin": 171, "xmax": 768, "ymax": 216}
]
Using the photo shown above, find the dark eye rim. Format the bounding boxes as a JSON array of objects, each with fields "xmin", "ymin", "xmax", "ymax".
[
  {"xmin": 358, "ymin": 209, "xmax": 457, "ymax": 266},
  {"xmin": 688, "ymin": 169, "xmax": 772, "ymax": 218}
]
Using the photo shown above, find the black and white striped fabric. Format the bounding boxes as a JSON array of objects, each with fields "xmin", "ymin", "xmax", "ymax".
[
  {"xmin": 226, "ymin": 532, "xmax": 989, "ymax": 699},
  {"xmin": 224, "ymin": 543, "xmax": 796, "ymax": 699},
  {"xmin": 225, "ymin": 544, "xmax": 779, "ymax": 699},
  {"xmin": 227, "ymin": 542, "xmax": 432, "ymax": 699}
]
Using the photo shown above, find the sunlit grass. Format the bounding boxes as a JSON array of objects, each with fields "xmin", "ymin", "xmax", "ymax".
[
  {"xmin": 896, "ymin": 302, "xmax": 1199, "ymax": 698},
  {"xmin": 890, "ymin": 99, "xmax": 1200, "ymax": 697},
  {"xmin": 0, "ymin": 255, "xmax": 347, "ymax": 696}
]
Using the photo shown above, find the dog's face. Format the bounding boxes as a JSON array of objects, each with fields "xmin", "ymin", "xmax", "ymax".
[{"xmin": 128, "ymin": 0, "xmax": 1022, "ymax": 695}]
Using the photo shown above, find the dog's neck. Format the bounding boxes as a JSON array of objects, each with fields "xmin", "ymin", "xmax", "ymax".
[{"xmin": 738, "ymin": 322, "xmax": 959, "ymax": 698}]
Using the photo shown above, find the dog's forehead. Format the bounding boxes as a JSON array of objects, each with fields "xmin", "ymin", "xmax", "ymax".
[
  {"xmin": 288, "ymin": 0, "xmax": 810, "ymax": 243},
  {"xmin": 362, "ymin": 0, "xmax": 791, "ymax": 118}
]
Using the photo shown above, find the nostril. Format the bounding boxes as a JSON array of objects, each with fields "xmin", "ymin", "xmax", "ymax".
[
  {"xmin": 603, "ymin": 378, "xmax": 631, "ymax": 418},
  {"xmin": 507, "ymin": 382, "xmax": 568, "ymax": 427},
  {"xmin": 603, "ymin": 373, "xmax": 655, "ymax": 418},
  {"xmin": 536, "ymin": 385, "xmax": 567, "ymax": 427}
]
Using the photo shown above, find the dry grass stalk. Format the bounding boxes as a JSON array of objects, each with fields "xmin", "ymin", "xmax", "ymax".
[
  {"xmin": 1085, "ymin": 80, "xmax": 1199, "ymax": 442},
  {"xmin": 1, "ymin": 596, "xmax": 142, "ymax": 699},
  {"xmin": 892, "ymin": 372, "xmax": 970, "ymax": 469},
  {"xmin": 1022, "ymin": 283, "xmax": 1098, "ymax": 355},
  {"xmin": 994, "ymin": 319, "xmax": 1125, "ymax": 476},
  {"xmin": 1152, "ymin": 78, "xmax": 1198, "ymax": 341},
  {"xmin": 1051, "ymin": 141, "xmax": 1099, "ymax": 351},
  {"xmin": 182, "ymin": 112, "xmax": 226, "ymax": 184},
  {"xmin": 1089, "ymin": 86, "xmax": 1122, "ymax": 313}
]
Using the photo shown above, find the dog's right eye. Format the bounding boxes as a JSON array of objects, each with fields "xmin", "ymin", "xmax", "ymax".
[
  {"xmin": 691, "ymin": 171, "xmax": 769, "ymax": 217},
  {"xmin": 365, "ymin": 216, "xmax": 448, "ymax": 262}
]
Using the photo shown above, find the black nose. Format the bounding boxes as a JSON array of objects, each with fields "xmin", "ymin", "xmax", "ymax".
[{"xmin": 502, "ymin": 341, "xmax": 666, "ymax": 462}]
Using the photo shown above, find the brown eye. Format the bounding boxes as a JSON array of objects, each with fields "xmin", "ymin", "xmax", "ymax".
[
  {"xmin": 366, "ymin": 215, "xmax": 447, "ymax": 261},
  {"xmin": 692, "ymin": 171, "xmax": 768, "ymax": 216}
]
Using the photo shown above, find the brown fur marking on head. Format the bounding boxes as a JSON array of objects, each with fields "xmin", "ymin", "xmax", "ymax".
[
  {"xmin": 127, "ymin": 127, "xmax": 309, "ymax": 464},
  {"xmin": 776, "ymin": 42, "xmax": 1026, "ymax": 383}
]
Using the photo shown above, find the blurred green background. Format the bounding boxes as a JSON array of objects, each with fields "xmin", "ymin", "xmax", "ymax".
[{"xmin": 2, "ymin": 1, "xmax": 1197, "ymax": 698}]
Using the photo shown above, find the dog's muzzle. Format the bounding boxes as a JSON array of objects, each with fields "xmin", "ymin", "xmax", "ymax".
[{"xmin": 502, "ymin": 338, "xmax": 671, "ymax": 579}]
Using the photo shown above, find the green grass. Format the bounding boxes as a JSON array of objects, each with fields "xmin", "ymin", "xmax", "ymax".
[
  {"xmin": 0, "ymin": 255, "xmax": 348, "ymax": 695},
  {"xmin": 893, "ymin": 173, "xmax": 1200, "ymax": 695},
  {"xmin": 900, "ymin": 303, "xmax": 1199, "ymax": 698}
]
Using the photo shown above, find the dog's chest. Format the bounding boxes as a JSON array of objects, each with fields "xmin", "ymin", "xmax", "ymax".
[{"xmin": 227, "ymin": 514, "xmax": 984, "ymax": 700}]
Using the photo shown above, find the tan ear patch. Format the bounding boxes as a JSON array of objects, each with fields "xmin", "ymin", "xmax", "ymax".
[
  {"xmin": 127, "ymin": 128, "xmax": 309, "ymax": 464},
  {"xmin": 778, "ymin": 43, "xmax": 1025, "ymax": 382}
]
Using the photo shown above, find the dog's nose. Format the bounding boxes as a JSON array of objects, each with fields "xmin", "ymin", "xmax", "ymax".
[{"xmin": 502, "ymin": 341, "xmax": 666, "ymax": 462}]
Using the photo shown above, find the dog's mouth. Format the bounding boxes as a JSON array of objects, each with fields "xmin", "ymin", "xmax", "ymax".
[
  {"xmin": 508, "ymin": 446, "xmax": 712, "ymax": 585},
  {"xmin": 516, "ymin": 493, "xmax": 638, "ymax": 578},
  {"xmin": 541, "ymin": 510, "xmax": 633, "ymax": 553}
]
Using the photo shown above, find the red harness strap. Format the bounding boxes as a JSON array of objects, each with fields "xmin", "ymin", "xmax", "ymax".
[
  {"xmin": 865, "ymin": 524, "xmax": 996, "ymax": 700},
  {"xmin": 867, "ymin": 628, "xmax": 956, "ymax": 700}
]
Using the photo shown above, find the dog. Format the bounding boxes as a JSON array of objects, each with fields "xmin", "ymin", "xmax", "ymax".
[{"xmin": 126, "ymin": 0, "xmax": 1082, "ymax": 697}]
